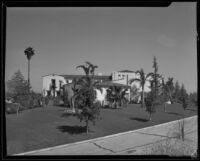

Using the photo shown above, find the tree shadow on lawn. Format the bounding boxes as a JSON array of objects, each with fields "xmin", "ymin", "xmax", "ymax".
[
  {"xmin": 60, "ymin": 112, "xmax": 76, "ymax": 117},
  {"xmin": 129, "ymin": 117, "xmax": 149, "ymax": 122},
  {"xmin": 166, "ymin": 112, "xmax": 183, "ymax": 116},
  {"xmin": 186, "ymin": 108, "xmax": 197, "ymax": 112},
  {"xmin": 57, "ymin": 125, "xmax": 86, "ymax": 134},
  {"xmin": 56, "ymin": 125, "xmax": 94, "ymax": 134}
]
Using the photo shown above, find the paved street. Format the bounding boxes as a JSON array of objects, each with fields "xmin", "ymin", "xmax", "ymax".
[{"xmin": 16, "ymin": 115, "xmax": 197, "ymax": 155}]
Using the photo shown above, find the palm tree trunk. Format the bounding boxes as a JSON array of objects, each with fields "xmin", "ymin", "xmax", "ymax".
[
  {"xmin": 149, "ymin": 111, "xmax": 151, "ymax": 121},
  {"xmin": 71, "ymin": 98, "xmax": 75, "ymax": 113},
  {"xmin": 86, "ymin": 119, "xmax": 89, "ymax": 135},
  {"xmin": 28, "ymin": 60, "xmax": 31, "ymax": 108},
  {"xmin": 141, "ymin": 87, "xmax": 144, "ymax": 108},
  {"xmin": 28, "ymin": 60, "xmax": 30, "ymax": 93},
  {"xmin": 181, "ymin": 110, "xmax": 185, "ymax": 141}
]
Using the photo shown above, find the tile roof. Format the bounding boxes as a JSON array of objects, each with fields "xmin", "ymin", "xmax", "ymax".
[
  {"xmin": 60, "ymin": 74, "xmax": 111, "ymax": 80},
  {"xmin": 118, "ymin": 70, "xmax": 135, "ymax": 73}
]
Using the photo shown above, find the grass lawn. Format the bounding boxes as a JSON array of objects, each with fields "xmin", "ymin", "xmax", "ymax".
[{"xmin": 6, "ymin": 103, "xmax": 197, "ymax": 155}]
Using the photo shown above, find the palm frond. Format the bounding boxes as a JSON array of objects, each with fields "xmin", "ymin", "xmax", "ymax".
[
  {"xmin": 24, "ymin": 47, "xmax": 35, "ymax": 60},
  {"xmin": 129, "ymin": 78, "xmax": 141, "ymax": 84},
  {"xmin": 146, "ymin": 72, "xmax": 154, "ymax": 80},
  {"xmin": 134, "ymin": 70, "xmax": 141, "ymax": 75},
  {"xmin": 85, "ymin": 61, "xmax": 92, "ymax": 66},
  {"xmin": 76, "ymin": 65, "xmax": 90, "ymax": 75}
]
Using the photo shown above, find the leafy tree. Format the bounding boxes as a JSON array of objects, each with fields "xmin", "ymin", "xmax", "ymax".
[
  {"xmin": 74, "ymin": 62, "xmax": 101, "ymax": 135},
  {"xmin": 172, "ymin": 81, "xmax": 181, "ymax": 103},
  {"xmin": 165, "ymin": 77, "xmax": 174, "ymax": 103},
  {"xmin": 159, "ymin": 76, "xmax": 168, "ymax": 102},
  {"xmin": 6, "ymin": 70, "xmax": 30, "ymax": 95},
  {"xmin": 129, "ymin": 68, "xmax": 153, "ymax": 108},
  {"xmin": 179, "ymin": 84, "xmax": 188, "ymax": 104},
  {"xmin": 6, "ymin": 70, "xmax": 32, "ymax": 108},
  {"xmin": 189, "ymin": 92, "xmax": 197, "ymax": 107},
  {"xmin": 151, "ymin": 56, "xmax": 162, "ymax": 104},
  {"xmin": 24, "ymin": 47, "xmax": 35, "ymax": 92}
]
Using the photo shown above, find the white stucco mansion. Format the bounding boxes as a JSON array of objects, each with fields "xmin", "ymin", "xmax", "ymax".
[{"xmin": 42, "ymin": 70, "xmax": 151, "ymax": 103}]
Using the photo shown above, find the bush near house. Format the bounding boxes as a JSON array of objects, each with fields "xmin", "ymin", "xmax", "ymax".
[
  {"xmin": 53, "ymin": 96, "xmax": 64, "ymax": 106},
  {"xmin": 6, "ymin": 70, "xmax": 43, "ymax": 112},
  {"xmin": 6, "ymin": 103, "xmax": 20, "ymax": 114},
  {"xmin": 6, "ymin": 93, "xmax": 43, "ymax": 115}
]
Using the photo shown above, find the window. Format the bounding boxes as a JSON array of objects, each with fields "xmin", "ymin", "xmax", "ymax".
[
  {"xmin": 59, "ymin": 80, "xmax": 62, "ymax": 89},
  {"xmin": 51, "ymin": 79, "xmax": 56, "ymax": 86},
  {"xmin": 47, "ymin": 90, "xmax": 51, "ymax": 96}
]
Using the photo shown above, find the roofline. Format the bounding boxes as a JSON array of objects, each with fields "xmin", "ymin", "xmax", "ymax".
[
  {"xmin": 117, "ymin": 70, "xmax": 135, "ymax": 73},
  {"xmin": 60, "ymin": 74, "xmax": 111, "ymax": 78},
  {"xmin": 42, "ymin": 74, "xmax": 111, "ymax": 78},
  {"xmin": 42, "ymin": 74, "xmax": 61, "ymax": 77}
]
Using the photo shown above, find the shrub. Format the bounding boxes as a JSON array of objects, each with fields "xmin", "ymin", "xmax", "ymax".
[
  {"xmin": 53, "ymin": 96, "xmax": 64, "ymax": 106},
  {"xmin": 6, "ymin": 103, "xmax": 20, "ymax": 114},
  {"xmin": 189, "ymin": 92, "xmax": 197, "ymax": 107},
  {"xmin": 144, "ymin": 138, "xmax": 196, "ymax": 156}
]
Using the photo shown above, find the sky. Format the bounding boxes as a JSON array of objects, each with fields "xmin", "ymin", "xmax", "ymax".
[{"xmin": 5, "ymin": 2, "xmax": 197, "ymax": 93}]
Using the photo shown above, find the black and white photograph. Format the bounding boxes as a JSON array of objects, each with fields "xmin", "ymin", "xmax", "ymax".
[{"xmin": 3, "ymin": 2, "xmax": 198, "ymax": 157}]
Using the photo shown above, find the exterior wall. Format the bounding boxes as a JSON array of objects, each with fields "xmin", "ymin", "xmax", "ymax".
[
  {"xmin": 42, "ymin": 74, "xmax": 67, "ymax": 97},
  {"xmin": 111, "ymin": 71, "xmax": 151, "ymax": 93},
  {"xmin": 95, "ymin": 88, "xmax": 108, "ymax": 106}
]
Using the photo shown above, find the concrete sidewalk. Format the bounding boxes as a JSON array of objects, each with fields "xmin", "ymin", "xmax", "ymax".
[{"xmin": 15, "ymin": 116, "xmax": 197, "ymax": 155}]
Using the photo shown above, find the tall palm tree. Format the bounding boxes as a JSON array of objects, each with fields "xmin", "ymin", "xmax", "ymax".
[
  {"xmin": 129, "ymin": 68, "xmax": 153, "ymax": 108},
  {"xmin": 24, "ymin": 47, "xmax": 35, "ymax": 93}
]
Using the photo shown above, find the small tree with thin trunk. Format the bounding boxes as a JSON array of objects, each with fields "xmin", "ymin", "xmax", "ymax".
[
  {"xmin": 75, "ymin": 62, "xmax": 101, "ymax": 135},
  {"xmin": 188, "ymin": 92, "xmax": 197, "ymax": 107},
  {"xmin": 151, "ymin": 56, "xmax": 163, "ymax": 104},
  {"xmin": 173, "ymin": 81, "xmax": 181, "ymax": 103},
  {"xmin": 145, "ymin": 91, "xmax": 156, "ymax": 121},
  {"xmin": 179, "ymin": 84, "xmax": 189, "ymax": 141}
]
